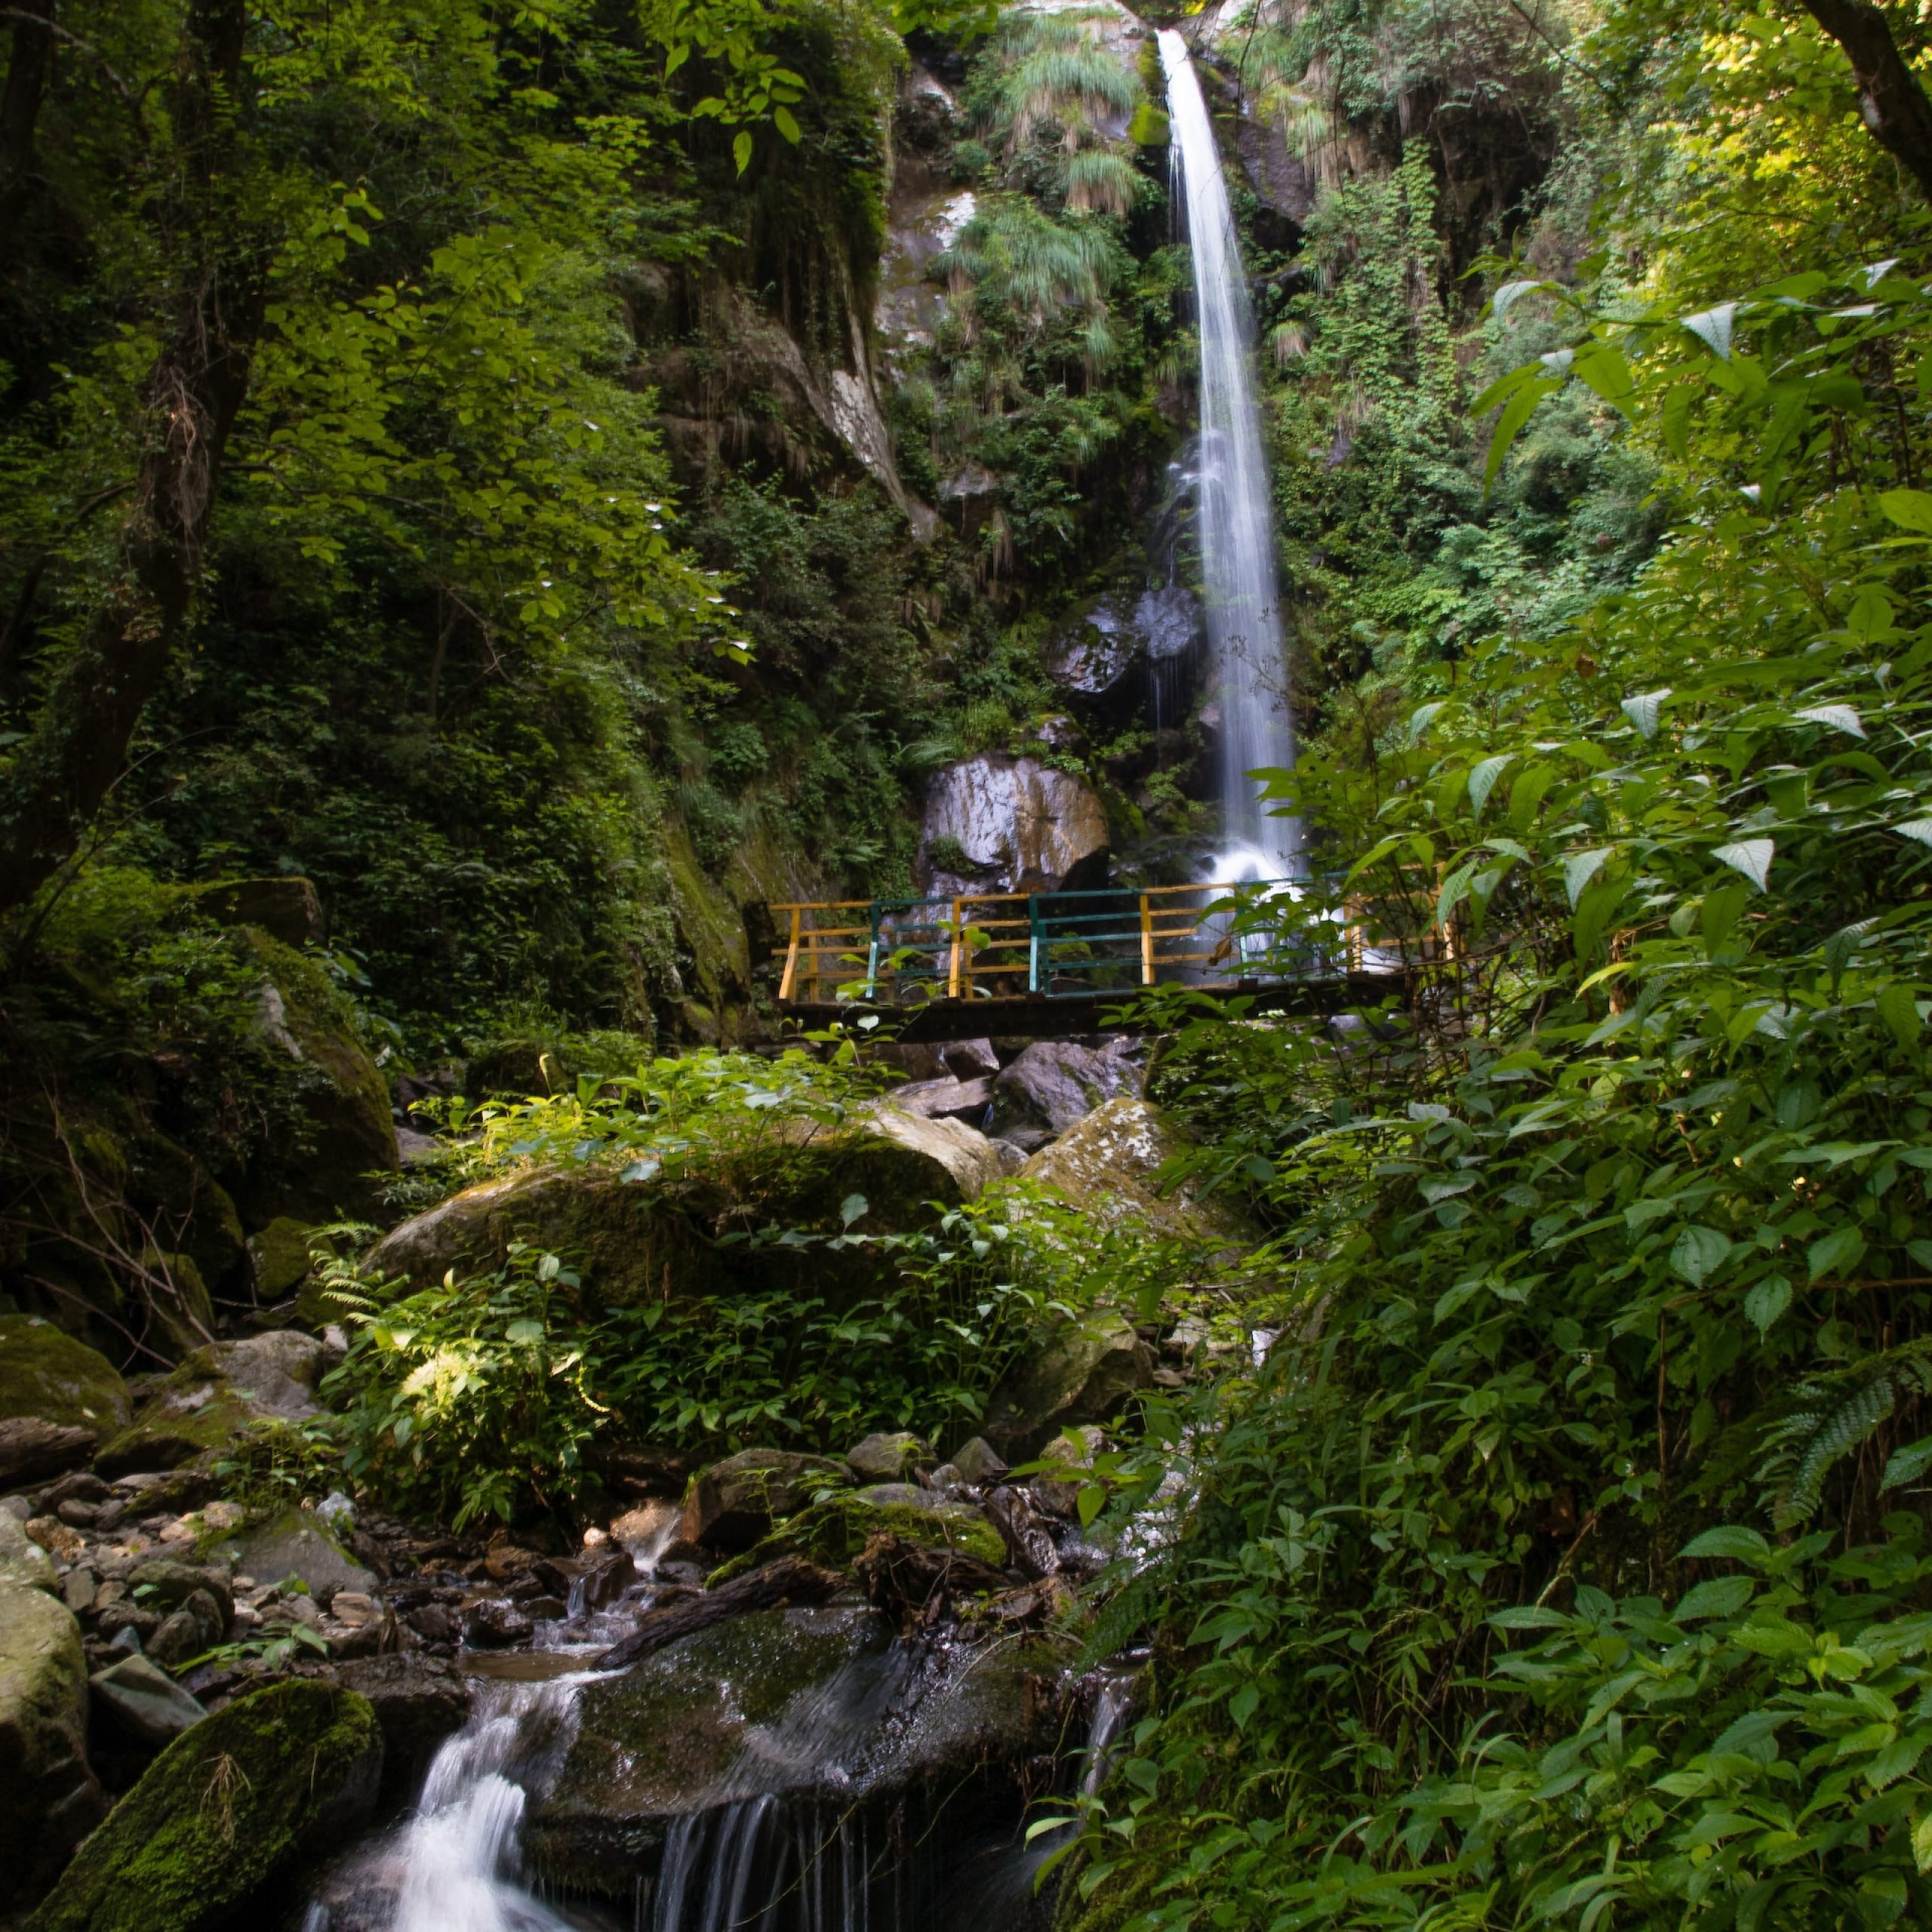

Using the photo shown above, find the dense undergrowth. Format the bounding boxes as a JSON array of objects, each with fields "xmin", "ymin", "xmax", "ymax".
[{"xmin": 1051, "ymin": 22, "xmax": 1932, "ymax": 1921}]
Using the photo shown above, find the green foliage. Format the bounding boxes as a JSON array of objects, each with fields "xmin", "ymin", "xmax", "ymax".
[
  {"xmin": 319, "ymin": 1187, "xmax": 1086, "ymax": 1528},
  {"xmin": 1057, "ymin": 237, "xmax": 1932, "ymax": 1930}
]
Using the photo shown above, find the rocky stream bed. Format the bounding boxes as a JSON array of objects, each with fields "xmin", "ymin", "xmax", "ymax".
[{"xmin": 0, "ymin": 1069, "xmax": 1243, "ymax": 1932}]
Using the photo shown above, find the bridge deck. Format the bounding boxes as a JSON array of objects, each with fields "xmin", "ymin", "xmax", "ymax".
[{"xmin": 771, "ymin": 879, "xmax": 1417, "ymax": 1033}]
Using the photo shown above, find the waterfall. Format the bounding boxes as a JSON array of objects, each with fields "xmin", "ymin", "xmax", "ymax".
[
  {"xmin": 1158, "ymin": 29, "xmax": 1300, "ymax": 880},
  {"xmin": 307, "ymin": 1674, "xmax": 592, "ymax": 1932}
]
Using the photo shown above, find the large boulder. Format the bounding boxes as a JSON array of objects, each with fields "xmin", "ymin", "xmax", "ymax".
[
  {"xmin": 525, "ymin": 1604, "xmax": 1063, "ymax": 1891},
  {"xmin": 95, "ymin": 1331, "xmax": 326, "ymax": 1475},
  {"xmin": 1020, "ymin": 1097, "xmax": 1257, "ymax": 1249},
  {"xmin": 988, "ymin": 1041, "xmax": 1143, "ymax": 1151},
  {"xmin": 0, "ymin": 1313, "xmax": 131, "ymax": 1434},
  {"xmin": 232, "ymin": 931, "xmax": 398, "ymax": 1227},
  {"xmin": 919, "ymin": 755, "xmax": 1109, "ymax": 898},
  {"xmin": 365, "ymin": 1107, "xmax": 998, "ymax": 1310},
  {"xmin": 0, "ymin": 1418, "xmax": 99, "ymax": 1489},
  {"xmin": 0, "ymin": 1583, "xmax": 104, "ymax": 1916},
  {"xmin": 976, "ymin": 1312, "xmax": 1155, "ymax": 1463},
  {"xmin": 680, "ymin": 1448, "xmax": 844, "ymax": 1552},
  {"xmin": 1045, "ymin": 586, "xmax": 1203, "ymax": 718},
  {"xmin": 208, "ymin": 1505, "xmax": 376, "ymax": 1602},
  {"xmin": 88, "ymin": 1652, "xmax": 207, "ymax": 1748},
  {"xmin": 23, "ymin": 1679, "xmax": 382, "ymax": 1932}
]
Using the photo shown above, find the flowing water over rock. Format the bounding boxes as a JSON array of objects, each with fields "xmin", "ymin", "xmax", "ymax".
[
  {"xmin": 304, "ymin": 1571, "xmax": 1095, "ymax": 1932},
  {"xmin": 1158, "ymin": 29, "xmax": 1300, "ymax": 878}
]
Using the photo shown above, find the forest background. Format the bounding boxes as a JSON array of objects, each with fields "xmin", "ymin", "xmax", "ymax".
[{"xmin": 10, "ymin": 0, "xmax": 1932, "ymax": 1926}]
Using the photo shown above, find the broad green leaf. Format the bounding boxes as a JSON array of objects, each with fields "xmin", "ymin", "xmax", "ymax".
[
  {"xmin": 1672, "ymin": 1224, "xmax": 1731, "ymax": 1287},
  {"xmin": 1878, "ymin": 983, "xmax": 1922, "ymax": 1049},
  {"xmin": 1680, "ymin": 1525, "xmax": 1771, "ymax": 1564},
  {"xmin": 1684, "ymin": 302, "xmax": 1738, "ymax": 359},
  {"xmin": 1793, "ymin": 704, "xmax": 1864, "ymax": 737},
  {"xmin": 733, "ymin": 130, "xmax": 753, "ymax": 174},
  {"xmin": 1879, "ymin": 488, "xmax": 1932, "ymax": 534},
  {"xmin": 1620, "ymin": 688, "xmax": 1671, "ymax": 738},
  {"xmin": 1744, "ymin": 1275, "xmax": 1792, "ymax": 1335},
  {"xmin": 1675, "ymin": 1574, "xmax": 1753, "ymax": 1620},
  {"xmin": 505, "ymin": 1318, "xmax": 544, "ymax": 1345},
  {"xmin": 773, "ymin": 104, "xmax": 801, "ymax": 143},
  {"xmin": 1807, "ymin": 1224, "xmax": 1867, "ymax": 1281},
  {"xmin": 1564, "ymin": 848, "xmax": 1613, "ymax": 908},
  {"xmin": 1468, "ymin": 753, "xmax": 1513, "ymax": 817},
  {"xmin": 1485, "ymin": 377, "xmax": 1562, "ymax": 485},
  {"xmin": 840, "ymin": 1192, "xmax": 869, "ymax": 1227},
  {"xmin": 1712, "ymin": 838, "xmax": 1775, "ymax": 891},
  {"xmin": 1884, "ymin": 1437, "xmax": 1932, "ymax": 1490}
]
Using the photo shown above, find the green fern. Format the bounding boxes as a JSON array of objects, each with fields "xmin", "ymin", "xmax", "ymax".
[{"xmin": 1758, "ymin": 1339, "xmax": 1932, "ymax": 1527}]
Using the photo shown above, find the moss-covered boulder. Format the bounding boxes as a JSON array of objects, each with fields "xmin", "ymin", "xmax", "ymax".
[
  {"xmin": 0, "ymin": 1314, "xmax": 131, "ymax": 1434},
  {"xmin": 680, "ymin": 1447, "xmax": 844, "ymax": 1550},
  {"xmin": 366, "ymin": 1106, "xmax": 995, "ymax": 1311},
  {"xmin": 248, "ymin": 1216, "xmax": 320, "ymax": 1301},
  {"xmin": 95, "ymin": 1331, "xmax": 325, "ymax": 1475},
  {"xmin": 0, "ymin": 1583, "xmax": 105, "ymax": 1916},
  {"xmin": 0, "ymin": 1514, "xmax": 59, "ymax": 1592},
  {"xmin": 1017, "ymin": 1097, "xmax": 1257, "ymax": 1251},
  {"xmin": 709, "ymin": 1490, "xmax": 1006, "ymax": 1585},
  {"xmin": 232, "ymin": 931, "xmax": 397, "ymax": 1227},
  {"xmin": 977, "ymin": 1311, "xmax": 1154, "ymax": 1463},
  {"xmin": 208, "ymin": 1505, "xmax": 375, "ymax": 1601},
  {"xmin": 22, "ymin": 1679, "xmax": 382, "ymax": 1932},
  {"xmin": 525, "ymin": 1604, "xmax": 1062, "ymax": 1893}
]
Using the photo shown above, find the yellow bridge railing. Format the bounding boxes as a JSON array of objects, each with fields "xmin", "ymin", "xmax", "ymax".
[{"xmin": 772, "ymin": 878, "xmax": 1420, "ymax": 1008}]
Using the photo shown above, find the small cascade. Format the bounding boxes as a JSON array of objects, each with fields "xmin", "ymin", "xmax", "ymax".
[
  {"xmin": 1081, "ymin": 1667, "xmax": 1139, "ymax": 1799},
  {"xmin": 309, "ymin": 1675, "xmax": 594, "ymax": 1932},
  {"xmin": 1158, "ymin": 29, "xmax": 1300, "ymax": 879}
]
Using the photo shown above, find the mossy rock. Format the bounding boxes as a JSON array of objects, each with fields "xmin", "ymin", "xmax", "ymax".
[
  {"xmin": 0, "ymin": 1315, "xmax": 131, "ymax": 1435},
  {"xmin": 709, "ymin": 1492, "xmax": 1006, "ymax": 1586},
  {"xmin": 232, "ymin": 930, "xmax": 397, "ymax": 1227},
  {"xmin": 250, "ymin": 1217, "xmax": 321, "ymax": 1301},
  {"xmin": 21, "ymin": 1678, "xmax": 381, "ymax": 1932},
  {"xmin": 527, "ymin": 1604, "xmax": 1061, "ymax": 1894},
  {"xmin": 365, "ymin": 1110, "xmax": 995, "ymax": 1313},
  {"xmin": 977, "ymin": 1312, "xmax": 1154, "ymax": 1463},
  {"xmin": 0, "ymin": 1583, "xmax": 103, "ymax": 1915},
  {"xmin": 96, "ymin": 1332, "xmax": 325, "ymax": 1476},
  {"xmin": 1014, "ymin": 1097, "xmax": 1257, "ymax": 1251}
]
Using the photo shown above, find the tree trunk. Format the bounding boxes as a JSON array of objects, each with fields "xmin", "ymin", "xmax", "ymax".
[
  {"xmin": 0, "ymin": 0, "xmax": 262, "ymax": 918},
  {"xmin": 1799, "ymin": 0, "xmax": 1932, "ymax": 201},
  {"xmin": 0, "ymin": 4, "xmax": 54, "ymax": 248}
]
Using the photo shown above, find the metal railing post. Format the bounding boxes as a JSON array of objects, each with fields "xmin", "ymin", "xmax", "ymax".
[
  {"xmin": 1140, "ymin": 893, "xmax": 1155, "ymax": 984},
  {"xmin": 948, "ymin": 897, "xmax": 963, "ymax": 1001}
]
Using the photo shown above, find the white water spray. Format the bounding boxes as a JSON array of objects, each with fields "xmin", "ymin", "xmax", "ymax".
[{"xmin": 1158, "ymin": 29, "xmax": 1299, "ymax": 879}]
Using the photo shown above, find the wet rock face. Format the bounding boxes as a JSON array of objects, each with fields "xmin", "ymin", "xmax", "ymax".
[
  {"xmin": 1045, "ymin": 586, "xmax": 1204, "ymax": 719},
  {"xmin": 527, "ymin": 1604, "xmax": 1062, "ymax": 1887},
  {"xmin": 919, "ymin": 756, "xmax": 1109, "ymax": 899}
]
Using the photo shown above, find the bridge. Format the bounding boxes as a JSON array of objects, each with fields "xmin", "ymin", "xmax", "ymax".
[{"xmin": 772, "ymin": 880, "xmax": 1417, "ymax": 1041}]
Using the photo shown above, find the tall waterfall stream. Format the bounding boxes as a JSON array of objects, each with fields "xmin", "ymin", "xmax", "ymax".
[{"xmin": 1158, "ymin": 29, "xmax": 1300, "ymax": 878}]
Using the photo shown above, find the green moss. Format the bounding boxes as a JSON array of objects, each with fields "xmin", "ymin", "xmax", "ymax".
[
  {"xmin": 21, "ymin": 1680, "xmax": 381, "ymax": 1932},
  {"xmin": 708, "ymin": 1492, "xmax": 1006, "ymax": 1585},
  {"xmin": 250, "ymin": 1217, "xmax": 320, "ymax": 1301},
  {"xmin": 0, "ymin": 1315, "xmax": 131, "ymax": 1432}
]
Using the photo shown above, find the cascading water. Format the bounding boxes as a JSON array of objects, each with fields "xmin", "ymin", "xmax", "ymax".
[{"xmin": 1158, "ymin": 29, "xmax": 1300, "ymax": 881}]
